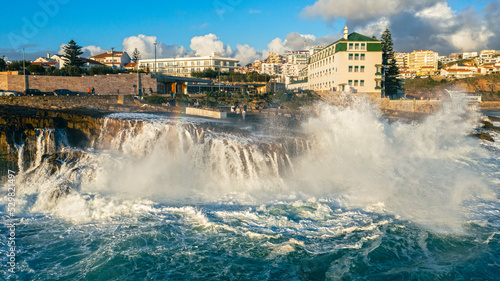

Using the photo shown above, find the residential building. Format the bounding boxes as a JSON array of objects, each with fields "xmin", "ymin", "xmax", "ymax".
[
  {"xmin": 394, "ymin": 52, "xmax": 409, "ymax": 69},
  {"xmin": 440, "ymin": 63, "xmax": 478, "ymax": 78},
  {"xmin": 284, "ymin": 50, "xmax": 309, "ymax": 65},
  {"xmin": 30, "ymin": 61, "xmax": 59, "ymax": 69},
  {"xmin": 409, "ymin": 50, "xmax": 439, "ymax": 74},
  {"xmin": 124, "ymin": 63, "xmax": 139, "ymax": 70},
  {"xmin": 34, "ymin": 53, "xmax": 65, "ymax": 69},
  {"xmin": 307, "ymin": 26, "xmax": 383, "ymax": 94},
  {"xmin": 267, "ymin": 53, "xmax": 283, "ymax": 64},
  {"xmin": 80, "ymin": 58, "xmax": 104, "ymax": 69},
  {"xmin": 462, "ymin": 52, "xmax": 478, "ymax": 59},
  {"xmin": 90, "ymin": 51, "xmax": 131, "ymax": 69},
  {"xmin": 139, "ymin": 54, "xmax": 239, "ymax": 77},
  {"xmin": 260, "ymin": 63, "xmax": 281, "ymax": 77}
]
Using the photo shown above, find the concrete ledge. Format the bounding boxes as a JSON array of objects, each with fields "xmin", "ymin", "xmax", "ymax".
[{"xmin": 185, "ymin": 107, "xmax": 227, "ymax": 119}]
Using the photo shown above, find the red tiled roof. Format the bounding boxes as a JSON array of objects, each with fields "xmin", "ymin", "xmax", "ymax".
[
  {"xmin": 124, "ymin": 63, "xmax": 138, "ymax": 68},
  {"xmin": 90, "ymin": 51, "xmax": 126, "ymax": 59}
]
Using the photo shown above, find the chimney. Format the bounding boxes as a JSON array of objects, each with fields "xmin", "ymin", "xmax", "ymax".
[{"xmin": 343, "ymin": 26, "xmax": 348, "ymax": 40}]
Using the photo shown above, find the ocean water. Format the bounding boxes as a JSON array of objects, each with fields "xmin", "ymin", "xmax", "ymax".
[{"xmin": 1, "ymin": 99, "xmax": 499, "ymax": 280}]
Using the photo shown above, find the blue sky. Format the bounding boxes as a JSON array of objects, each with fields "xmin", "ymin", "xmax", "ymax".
[{"xmin": 1, "ymin": 0, "xmax": 499, "ymax": 63}]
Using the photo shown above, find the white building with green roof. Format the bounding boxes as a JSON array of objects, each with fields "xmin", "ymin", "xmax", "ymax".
[{"xmin": 307, "ymin": 26, "xmax": 383, "ymax": 95}]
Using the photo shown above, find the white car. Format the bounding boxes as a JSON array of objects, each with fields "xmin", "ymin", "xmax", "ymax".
[{"xmin": 3, "ymin": 91, "xmax": 21, "ymax": 96}]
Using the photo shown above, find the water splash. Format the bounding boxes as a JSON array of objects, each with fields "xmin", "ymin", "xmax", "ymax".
[{"xmin": 8, "ymin": 97, "xmax": 497, "ymax": 231}]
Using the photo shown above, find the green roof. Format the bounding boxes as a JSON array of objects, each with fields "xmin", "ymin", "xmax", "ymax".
[{"xmin": 346, "ymin": 32, "xmax": 379, "ymax": 42}]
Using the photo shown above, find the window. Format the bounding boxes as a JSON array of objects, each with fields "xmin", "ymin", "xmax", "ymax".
[
  {"xmin": 349, "ymin": 66, "xmax": 353, "ymax": 72},
  {"xmin": 355, "ymin": 43, "xmax": 359, "ymax": 50},
  {"xmin": 360, "ymin": 80, "xmax": 365, "ymax": 86},
  {"xmin": 354, "ymin": 66, "xmax": 359, "ymax": 72},
  {"xmin": 348, "ymin": 80, "xmax": 353, "ymax": 86},
  {"xmin": 361, "ymin": 43, "xmax": 366, "ymax": 50},
  {"xmin": 355, "ymin": 54, "xmax": 359, "ymax": 60},
  {"xmin": 354, "ymin": 80, "xmax": 358, "ymax": 86},
  {"xmin": 349, "ymin": 43, "xmax": 353, "ymax": 50},
  {"xmin": 361, "ymin": 66, "xmax": 365, "ymax": 72},
  {"xmin": 349, "ymin": 54, "xmax": 353, "ymax": 60},
  {"xmin": 361, "ymin": 54, "xmax": 365, "ymax": 60}
]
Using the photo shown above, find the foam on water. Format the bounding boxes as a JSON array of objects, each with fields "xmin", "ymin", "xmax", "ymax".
[{"xmin": 1, "ymin": 96, "xmax": 499, "ymax": 280}]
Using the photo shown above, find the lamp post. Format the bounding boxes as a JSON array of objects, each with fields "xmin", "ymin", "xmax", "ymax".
[
  {"xmin": 111, "ymin": 47, "xmax": 115, "ymax": 69},
  {"xmin": 154, "ymin": 42, "xmax": 157, "ymax": 74},
  {"xmin": 23, "ymin": 48, "xmax": 27, "ymax": 92}
]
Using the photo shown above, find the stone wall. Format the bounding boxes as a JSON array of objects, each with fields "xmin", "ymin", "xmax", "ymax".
[
  {"xmin": 379, "ymin": 98, "xmax": 442, "ymax": 114},
  {"xmin": 185, "ymin": 107, "xmax": 227, "ymax": 119},
  {"xmin": 0, "ymin": 73, "xmax": 158, "ymax": 95},
  {"xmin": 0, "ymin": 95, "xmax": 137, "ymax": 111}
]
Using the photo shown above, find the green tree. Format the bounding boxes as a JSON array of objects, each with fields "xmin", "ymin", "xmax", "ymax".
[
  {"xmin": 7, "ymin": 60, "xmax": 30, "ymax": 71},
  {"xmin": 62, "ymin": 39, "xmax": 84, "ymax": 68},
  {"xmin": 27, "ymin": 64, "xmax": 46, "ymax": 75},
  {"xmin": 381, "ymin": 28, "xmax": 402, "ymax": 99},
  {"xmin": 131, "ymin": 48, "xmax": 141, "ymax": 63},
  {"xmin": 0, "ymin": 58, "xmax": 6, "ymax": 71},
  {"xmin": 67, "ymin": 65, "xmax": 83, "ymax": 76}
]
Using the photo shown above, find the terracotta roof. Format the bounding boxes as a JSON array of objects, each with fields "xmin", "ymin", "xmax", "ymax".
[
  {"xmin": 445, "ymin": 69, "xmax": 473, "ymax": 72},
  {"xmin": 124, "ymin": 63, "xmax": 138, "ymax": 68},
  {"xmin": 90, "ymin": 51, "xmax": 126, "ymax": 59}
]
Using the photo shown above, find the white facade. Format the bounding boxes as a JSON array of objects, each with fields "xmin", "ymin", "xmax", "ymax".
[
  {"xmin": 307, "ymin": 27, "xmax": 383, "ymax": 94},
  {"xmin": 140, "ymin": 55, "xmax": 238, "ymax": 77}
]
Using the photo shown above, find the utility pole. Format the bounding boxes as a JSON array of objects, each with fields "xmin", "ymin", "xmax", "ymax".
[
  {"xmin": 111, "ymin": 47, "xmax": 115, "ymax": 69},
  {"xmin": 154, "ymin": 42, "xmax": 157, "ymax": 74}
]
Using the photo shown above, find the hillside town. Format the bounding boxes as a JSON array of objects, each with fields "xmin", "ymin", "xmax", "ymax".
[{"xmin": 1, "ymin": 26, "xmax": 499, "ymax": 101}]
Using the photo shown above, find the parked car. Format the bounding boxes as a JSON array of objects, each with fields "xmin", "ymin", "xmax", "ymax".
[
  {"xmin": 54, "ymin": 89, "xmax": 79, "ymax": 96},
  {"xmin": 24, "ymin": 89, "xmax": 48, "ymax": 96},
  {"xmin": 1, "ymin": 90, "xmax": 23, "ymax": 96}
]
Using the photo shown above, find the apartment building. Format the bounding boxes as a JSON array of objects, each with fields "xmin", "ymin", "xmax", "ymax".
[
  {"xmin": 394, "ymin": 52, "xmax": 409, "ymax": 69},
  {"xmin": 284, "ymin": 50, "xmax": 309, "ymax": 65},
  {"xmin": 409, "ymin": 50, "xmax": 439, "ymax": 74},
  {"xmin": 307, "ymin": 26, "xmax": 383, "ymax": 94},
  {"xmin": 139, "ymin": 54, "xmax": 239, "ymax": 77}
]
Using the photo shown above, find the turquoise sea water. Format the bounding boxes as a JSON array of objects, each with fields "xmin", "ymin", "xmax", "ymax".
[{"xmin": 1, "ymin": 103, "xmax": 499, "ymax": 280}]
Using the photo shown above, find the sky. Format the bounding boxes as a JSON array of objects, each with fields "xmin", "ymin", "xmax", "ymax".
[{"xmin": 1, "ymin": 0, "xmax": 499, "ymax": 64}]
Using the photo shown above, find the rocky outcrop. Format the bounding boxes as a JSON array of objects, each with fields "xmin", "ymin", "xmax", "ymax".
[{"xmin": 0, "ymin": 105, "xmax": 106, "ymax": 171}]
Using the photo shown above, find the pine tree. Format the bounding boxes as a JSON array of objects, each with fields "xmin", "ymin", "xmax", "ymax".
[
  {"xmin": 132, "ymin": 48, "xmax": 141, "ymax": 63},
  {"xmin": 62, "ymin": 39, "xmax": 84, "ymax": 68},
  {"xmin": 381, "ymin": 28, "xmax": 402, "ymax": 99}
]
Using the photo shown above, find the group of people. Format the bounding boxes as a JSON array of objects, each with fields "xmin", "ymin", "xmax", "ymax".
[
  {"xmin": 231, "ymin": 104, "xmax": 248, "ymax": 119},
  {"xmin": 86, "ymin": 87, "xmax": 95, "ymax": 95}
]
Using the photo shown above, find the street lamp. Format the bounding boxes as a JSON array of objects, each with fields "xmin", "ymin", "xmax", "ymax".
[
  {"xmin": 111, "ymin": 47, "xmax": 115, "ymax": 69},
  {"xmin": 154, "ymin": 42, "xmax": 157, "ymax": 74},
  {"xmin": 23, "ymin": 48, "xmax": 27, "ymax": 92}
]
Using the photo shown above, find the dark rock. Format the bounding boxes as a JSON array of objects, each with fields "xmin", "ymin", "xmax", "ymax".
[{"xmin": 473, "ymin": 132, "xmax": 495, "ymax": 142}]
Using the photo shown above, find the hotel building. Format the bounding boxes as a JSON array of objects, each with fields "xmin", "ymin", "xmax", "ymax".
[
  {"xmin": 307, "ymin": 26, "xmax": 383, "ymax": 94},
  {"xmin": 139, "ymin": 54, "xmax": 239, "ymax": 77}
]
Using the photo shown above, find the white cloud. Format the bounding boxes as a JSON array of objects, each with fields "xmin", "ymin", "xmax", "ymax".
[
  {"xmin": 82, "ymin": 45, "xmax": 105, "ymax": 57},
  {"xmin": 233, "ymin": 44, "xmax": 265, "ymax": 65},
  {"xmin": 301, "ymin": 0, "xmax": 439, "ymax": 22},
  {"xmin": 249, "ymin": 9, "xmax": 261, "ymax": 14},
  {"xmin": 302, "ymin": 0, "xmax": 500, "ymax": 55},
  {"xmin": 189, "ymin": 33, "xmax": 233, "ymax": 57},
  {"xmin": 267, "ymin": 32, "xmax": 335, "ymax": 54},
  {"xmin": 122, "ymin": 34, "xmax": 191, "ymax": 59}
]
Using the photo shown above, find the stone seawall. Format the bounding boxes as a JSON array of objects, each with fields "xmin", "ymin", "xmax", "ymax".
[
  {"xmin": 0, "ymin": 73, "xmax": 158, "ymax": 95},
  {"xmin": 379, "ymin": 98, "xmax": 442, "ymax": 114},
  {"xmin": 0, "ymin": 95, "xmax": 137, "ymax": 112}
]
